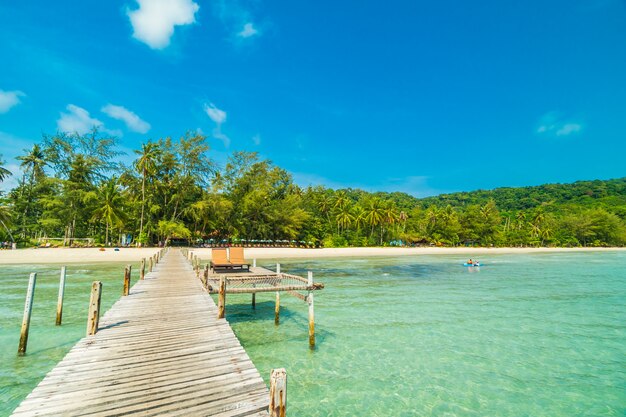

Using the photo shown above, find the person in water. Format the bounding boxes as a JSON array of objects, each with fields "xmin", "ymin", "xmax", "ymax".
[{"xmin": 467, "ymin": 259, "xmax": 479, "ymax": 266}]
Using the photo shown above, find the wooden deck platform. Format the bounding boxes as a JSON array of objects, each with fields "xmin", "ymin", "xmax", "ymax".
[{"xmin": 12, "ymin": 249, "xmax": 270, "ymax": 416}]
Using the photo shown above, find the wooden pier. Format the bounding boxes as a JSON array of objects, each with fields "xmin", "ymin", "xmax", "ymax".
[{"xmin": 12, "ymin": 249, "xmax": 272, "ymax": 416}]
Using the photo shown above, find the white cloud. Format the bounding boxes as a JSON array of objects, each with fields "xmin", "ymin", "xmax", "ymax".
[
  {"xmin": 204, "ymin": 103, "xmax": 227, "ymax": 125},
  {"xmin": 202, "ymin": 103, "xmax": 230, "ymax": 147},
  {"xmin": 252, "ymin": 134, "xmax": 261, "ymax": 145},
  {"xmin": 102, "ymin": 104, "xmax": 151, "ymax": 133},
  {"xmin": 0, "ymin": 90, "xmax": 25, "ymax": 114},
  {"xmin": 237, "ymin": 23, "xmax": 259, "ymax": 38},
  {"xmin": 536, "ymin": 112, "xmax": 583, "ymax": 137},
  {"xmin": 214, "ymin": 0, "xmax": 262, "ymax": 40},
  {"xmin": 556, "ymin": 123, "xmax": 582, "ymax": 136},
  {"xmin": 213, "ymin": 129, "xmax": 231, "ymax": 148},
  {"xmin": 57, "ymin": 104, "xmax": 103, "ymax": 134},
  {"xmin": 127, "ymin": 0, "xmax": 199, "ymax": 49}
]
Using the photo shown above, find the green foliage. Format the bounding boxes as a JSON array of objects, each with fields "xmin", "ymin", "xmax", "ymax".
[{"xmin": 3, "ymin": 131, "xmax": 625, "ymax": 247}]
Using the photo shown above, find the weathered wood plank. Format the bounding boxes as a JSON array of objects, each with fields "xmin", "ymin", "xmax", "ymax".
[{"xmin": 11, "ymin": 249, "xmax": 269, "ymax": 417}]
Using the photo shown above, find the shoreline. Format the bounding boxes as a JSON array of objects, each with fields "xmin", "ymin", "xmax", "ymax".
[{"xmin": 0, "ymin": 246, "xmax": 624, "ymax": 264}]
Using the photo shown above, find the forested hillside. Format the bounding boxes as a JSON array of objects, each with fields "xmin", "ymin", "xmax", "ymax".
[{"xmin": 1, "ymin": 131, "xmax": 625, "ymax": 248}]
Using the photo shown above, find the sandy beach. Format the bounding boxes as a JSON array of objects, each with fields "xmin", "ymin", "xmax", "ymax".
[{"xmin": 0, "ymin": 246, "xmax": 623, "ymax": 264}]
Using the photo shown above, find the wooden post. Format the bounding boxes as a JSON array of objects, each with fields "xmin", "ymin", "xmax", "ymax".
[
  {"xmin": 308, "ymin": 292, "xmax": 315, "ymax": 349},
  {"xmin": 86, "ymin": 281, "xmax": 102, "ymax": 336},
  {"xmin": 17, "ymin": 273, "xmax": 37, "ymax": 356},
  {"xmin": 202, "ymin": 264, "xmax": 209, "ymax": 288},
  {"xmin": 276, "ymin": 263, "xmax": 281, "ymax": 274},
  {"xmin": 122, "ymin": 264, "xmax": 131, "ymax": 296},
  {"xmin": 307, "ymin": 270, "xmax": 315, "ymax": 347},
  {"xmin": 149, "ymin": 256, "xmax": 153, "ymax": 272},
  {"xmin": 275, "ymin": 292, "xmax": 280, "ymax": 325},
  {"xmin": 218, "ymin": 275, "xmax": 226, "ymax": 319},
  {"xmin": 269, "ymin": 368, "xmax": 287, "ymax": 417},
  {"xmin": 252, "ymin": 292, "xmax": 256, "ymax": 309},
  {"xmin": 140, "ymin": 258, "xmax": 145, "ymax": 280},
  {"xmin": 55, "ymin": 266, "xmax": 67, "ymax": 325}
]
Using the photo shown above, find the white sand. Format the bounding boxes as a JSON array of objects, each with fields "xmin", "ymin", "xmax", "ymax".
[{"xmin": 0, "ymin": 246, "xmax": 623, "ymax": 264}]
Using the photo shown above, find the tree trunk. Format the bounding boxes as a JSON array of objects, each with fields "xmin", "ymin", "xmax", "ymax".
[{"xmin": 139, "ymin": 169, "xmax": 146, "ymax": 247}]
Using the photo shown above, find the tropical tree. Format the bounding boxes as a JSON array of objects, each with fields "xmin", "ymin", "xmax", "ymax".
[
  {"xmin": 91, "ymin": 178, "xmax": 127, "ymax": 245},
  {"xmin": 0, "ymin": 155, "xmax": 12, "ymax": 183},
  {"xmin": 134, "ymin": 142, "xmax": 162, "ymax": 244}
]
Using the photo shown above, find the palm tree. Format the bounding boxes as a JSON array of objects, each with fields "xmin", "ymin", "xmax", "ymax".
[
  {"xmin": 16, "ymin": 145, "xmax": 47, "ymax": 237},
  {"xmin": 92, "ymin": 178, "xmax": 127, "ymax": 245},
  {"xmin": 134, "ymin": 142, "xmax": 161, "ymax": 245},
  {"xmin": 17, "ymin": 145, "xmax": 47, "ymax": 184},
  {"xmin": 335, "ymin": 204, "xmax": 354, "ymax": 233},
  {"xmin": 0, "ymin": 204, "xmax": 14, "ymax": 243},
  {"xmin": 363, "ymin": 198, "xmax": 384, "ymax": 241},
  {"xmin": 0, "ymin": 155, "xmax": 12, "ymax": 183},
  {"xmin": 351, "ymin": 204, "xmax": 365, "ymax": 234}
]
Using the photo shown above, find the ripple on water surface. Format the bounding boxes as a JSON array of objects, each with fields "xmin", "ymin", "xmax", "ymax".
[
  {"xmin": 1, "ymin": 254, "xmax": 624, "ymax": 416},
  {"xmin": 227, "ymin": 253, "xmax": 626, "ymax": 416},
  {"xmin": 0, "ymin": 262, "xmax": 141, "ymax": 415}
]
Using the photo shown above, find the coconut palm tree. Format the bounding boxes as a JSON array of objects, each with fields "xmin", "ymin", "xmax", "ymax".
[
  {"xmin": 16, "ymin": 145, "xmax": 48, "ymax": 237},
  {"xmin": 134, "ymin": 142, "xmax": 162, "ymax": 244},
  {"xmin": 92, "ymin": 178, "xmax": 127, "ymax": 245},
  {"xmin": 363, "ymin": 198, "xmax": 384, "ymax": 241},
  {"xmin": 17, "ymin": 145, "xmax": 47, "ymax": 184},
  {"xmin": 335, "ymin": 204, "xmax": 354, "ymax": 234},
  {"xmin": 0, "ymin": 155, "xmax": 12, "ymax": 183},
  {"xmin": 0, "ymin": 204, "xmax": 14, "ymax": 243}
]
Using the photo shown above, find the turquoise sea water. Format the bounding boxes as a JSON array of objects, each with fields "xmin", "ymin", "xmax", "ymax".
[
  {"xmin": 228, "ymin": 252, "xmax": 626, "ymax": 416},
  {"xmin": 0, "ymin": 262, "xmax": 140, "ymax": 416},
  {"xmin": 0, "ymin": 253, "xmax": 624, "ymax": 416}
]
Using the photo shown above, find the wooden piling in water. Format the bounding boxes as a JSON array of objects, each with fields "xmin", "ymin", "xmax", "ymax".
[
  {"xmin": 308, "ymin": 293, "xmax": 315, "ymax": 348},
  {"xmin": 269, "ymin": 368, "xmax": 287, "ymax": 417},
  {"xmin": 252, "ymin": 292, "xmax": 256, "ymax": 309},
  {"xmin": 86, "ymin": 281, "xmax": 102, "ymax": 336},
  {"xmin": 122, "ymin": 264, "xmax": 132, "ymax": 296},
  {"xmin": 218, "ymin": 275, "xmax": 226, "ymax": 319},
  {"xmin": 18, "ymin": 272, "xmax": 37, "ymax": 356},
  {"xmin": 55, "ymin": 266, "xmax": 66, "ymax": 326},
  {"xmin": 140, "ymin": 258, "xmax": 145, "ymax": 280},
  {"xmin": 308, "ymin": 271, "xmax": 315, "ymax": 348},
  {"xmin": 275, "ymin": 292, "xmax": 280, "ymax": 325}
]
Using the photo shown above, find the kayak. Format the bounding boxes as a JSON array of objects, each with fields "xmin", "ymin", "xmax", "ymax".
[{"xmin": 463, "ymin": 263, "xmax": 481, "ymax": 267}]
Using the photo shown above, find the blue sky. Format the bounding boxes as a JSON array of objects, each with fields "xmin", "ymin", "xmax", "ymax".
[{"xmin": 1, "ymin": 0, "xmax": 625, "ymax": 196}]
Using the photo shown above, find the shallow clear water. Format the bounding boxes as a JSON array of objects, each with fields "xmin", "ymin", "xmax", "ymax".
[
  {"xmin": 0, "ymin": 253, "xmax": 624, "ymax": 417},
  {"xmin": 225, "ymin": 252, "xmax": 626, "ymax": 416},
  {"xmin": 0, "ymin": 262, "xmax": 140, "ymax": 416}
]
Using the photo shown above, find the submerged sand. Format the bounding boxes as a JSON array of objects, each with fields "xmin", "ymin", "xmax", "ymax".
[{"xmin": 0, "ymin": 246, "xmax": 623, "ymax": 264}]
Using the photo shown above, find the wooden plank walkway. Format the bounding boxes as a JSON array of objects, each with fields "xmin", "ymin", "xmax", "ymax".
[{"xmin": 12, "ymin": 249, "xmax": 270, "ymax": 417}]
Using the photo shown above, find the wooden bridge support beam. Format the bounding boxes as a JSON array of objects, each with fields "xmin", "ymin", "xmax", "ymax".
[
  {"xmin": 123, "ymin": 264, "xmax": 132, "ymax": 296},
  {"xmin": 86, "ymin": 281, "xmax": 102, "ymax": 336},
  {"xmin": 218, "ymin": 275, "xmax": 226, "ymax": 319},
  {"xmin": 56, "ymin": 266, "xmax": 66, "ymax": 326},
  {"xmin": 269, "ymin": 368, "xmax": 287, "ymax": 417},
  {"xmin": 18, "ymin": 273, "xmax": 37, "ymax": 356}
]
